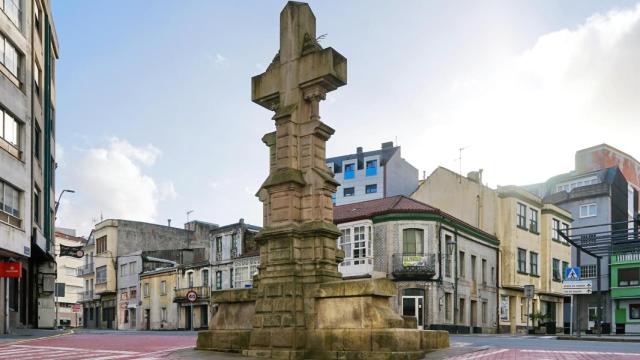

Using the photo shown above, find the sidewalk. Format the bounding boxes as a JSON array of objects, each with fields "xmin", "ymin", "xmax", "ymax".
[
  {"xmin": 422, "ymin": 346, "xmax": 490, "ymax": 359},
  {"xmin": 557, "ymin": 334, "xmax": 640, "ymax": 343},
  {"xmin": 0, "ymin": 328, "xmax": 71, "ymax": 345}
]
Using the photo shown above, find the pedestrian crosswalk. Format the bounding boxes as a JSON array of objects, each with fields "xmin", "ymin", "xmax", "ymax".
[{"xmin": 0, "ymin": 344, "xmax": 189, "ymax": 360}]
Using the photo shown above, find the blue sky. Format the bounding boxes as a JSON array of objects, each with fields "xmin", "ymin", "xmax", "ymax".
[{"xmin": 53, "ymin": 1, "xmax": 640, "ymax": 235}]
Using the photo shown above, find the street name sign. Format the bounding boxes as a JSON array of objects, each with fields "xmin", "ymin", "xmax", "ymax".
[{"xmin": 562, "ymin": 279, "xmax": 592, "ymax": 294}]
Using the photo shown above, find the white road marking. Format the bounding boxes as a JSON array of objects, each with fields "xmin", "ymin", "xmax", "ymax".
[
  {"xmin": 521, "ymin": 349, "xmax": 640, "ymax": 356},
  {"xmin": 464, "ymin": 349, "xmax": 509, "ymax": 359}
]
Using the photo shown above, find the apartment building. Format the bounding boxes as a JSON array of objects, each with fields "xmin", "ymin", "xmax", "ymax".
[
  {"xmin": 526, "ymin": 166, "xmax": 637, "ymax": 333},
  {"xmin": 54, "ymin": 229, "xmax": 84, "ymax": 327},
  {"xmin": 0, "ymin": 0, "xmax": 59, "ymax": 332},
  {"xmin": 334, "ymin": 195, "xmax": 500, "ymax": 333},
  {"xmin": 210, "ymin": 219, "xmax": 260, "ymax": 292},
  {"xmin": 326, "ymin": 142, "xmax": 418, "ymax": 205},
  {"xmin": 77, "ymin": 219, "xmax": 216, "ymax": 329},
  {"xmin": 611, "ymin": 251, "xmax": 640, "ymax": 334},
  {"xmin": 139, "ymin": 266, "xmax": 178, "ymax": 330},
  {"xmin": 412, "ymin": 167, "xmax": 572, "ymax": 334},
  {"xmin": 175, "ymin": 261, "xmax": 210, "ymax": 330}
]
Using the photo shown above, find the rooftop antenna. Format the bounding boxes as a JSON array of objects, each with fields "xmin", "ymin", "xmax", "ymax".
[
  {"xmin": 458, "ymin": 146, "xmax": 469, "ymax": 183},
  {"xmin": 186, "ymin": 210, "xmax": 194, "ymax": 223}
]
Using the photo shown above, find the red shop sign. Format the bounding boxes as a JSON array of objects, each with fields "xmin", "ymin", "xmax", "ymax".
[{"xmin": 0, "ymin": 262, "xmax": 22, "ymax": 278}]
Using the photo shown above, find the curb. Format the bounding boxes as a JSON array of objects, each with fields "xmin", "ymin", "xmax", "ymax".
[
  {"xmin": 0, "ymin": 329, "xmax": 74, "ymax": 346},
  {"xmin": 423, "ymin": 345, "xmax": 490, "ymax": 359},
  {"xmin": 557, "ymin": 336, "xmax": 640, "ymax": 343}
]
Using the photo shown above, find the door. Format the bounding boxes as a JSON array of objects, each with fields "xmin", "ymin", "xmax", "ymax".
[
  {"xmin": 588, "ymin": 307, "xmax": 598, "ymax": 330},
  {"xmin": 130, "ymin": 309, "xmax": 136, "ymax": 329},
  {"xmin": 200, "ymin": 305, "xmax": 208, "ymax": 328},
  {"xmin": 185, "ymin": 306, "xmax": 192, "ymax": 330},
  {"xmin": 83, "ymin": 308, "xmax": 88, "ymax": 328},
  {"xmin": 402, "ymin": 296, "xmax": 424, "ymax": 329},
  {"xmin": 106, "ymin": 308, "xmax": 113, "ymax": 329},
  {"xmin": 96, "ymin": 307, "xmax": 100, "ymax": 328},
  {"xmin": 145, "ymin": 309, "xmax": 150, "ymax": 330},
  {"xmin": 471, "ymin": 300, "xmax": 478, "ymax": 328}
]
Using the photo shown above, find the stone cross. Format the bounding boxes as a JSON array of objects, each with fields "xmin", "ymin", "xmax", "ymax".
[{"xmin": 252, "ymin": 1, "xmax": 347, "ymax": 231}]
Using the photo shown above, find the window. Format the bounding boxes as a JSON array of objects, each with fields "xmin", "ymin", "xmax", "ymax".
[
  {"xmin": 231, "ymin": 233, "xmax": 239, "ymax": 258},
  {"xmin": 459, "ymin": 298, "xmax": 465, "ymax": 323},
  {"xmin": 143, "ymin": 283, "xmax": 149, "ymax": 297},
  {"xmin": 517, "ymin": 203, "xmax": 527, "ymax": 228},
  {"xmin": 521, "ymin": 298, "xmax": 527, "ymax": 322},
  {"xmin": 352, "ymin": 226, "xmax": 367, "ymax": 264},
  {"xmin": 618, "ymin": 267, "xmax": 640, "ymax": 287},
  {"xmin": 234, "ymin": 265, "xmax": 257, "ymax": 289},
  {"xmin": 581, "ymin": 264, "xmax": 596, "ymax": 279},
  {"xmin": 365, "ymin": 184, "xmax": 377, "ymax": 194},
  {"xmin": 562, "ymin": 222, "xmax": 570, "ymax": 240},
  {"xmin": 215, "ymin": 271, "xmax": 222, "ymax": 290},
  {"xmin": 579, "ymin": 203, "xmax": 597, "ymax": 218},
  {"xmin": 1, "ymin": 110, "xmax": 19, "ymax": 149},
  {"xmin": 34, "ymin": 61, "xmax": 41, "ymax": 96},
  {"xmin": 34, "ymin": 1, "xmax": 41, "ymax": 36},
  {"xmin": 552, "ymin": 258, "xmax": 561, "ymax": 281},
  {"xmin": 631, "ymin": 304, "xmax": 640, "ymax": 320},
  {"xmin": 562, "ymin": 261, "xmax": 569, "ymax": 280},
  {"xmin": 120, "ymin": 264, "xmax": 126, "ymax": 277},
  {"xmin": 529, "ymin": 209, "xmax": 538, "ymax": 233},
  {"xmin": 215, "ymin": 236, "xmax": 222, "ymax": 261},
  {"xmin": 229, "ymin": 268, "xmax": 233, "ymax": 288},
  {"xmin": 1, "ymin": 0, "xmax": 21, "ymax": 27},
  {"xmin": 444, "ymin": 293, "xmax": 451, "ymax": 321},
  {"xmin": 365, "ymin": 160, "xmax": 377, "ymax": 176},
  {"xmin": 0, "ymin": 35, "xmax": 19, "ymax": 77},
  {"xmin": 471, "ymin": 255, "xmax": 477, "ymax": 281},
  {"xmin": 130, "ymin": 287, "xmax": 137, "ymax": 300},
  {"xmin": 33, "ymin": 123, "xmax": 41, "ymax": 161},
  {"xmin": 123, "ymin": 309, "xmax": 129, "ymax": 323},
  {"xmin": 552, "ymin": 218, "xmax": 560, "ymax": 240},
  {"xmin": 161, "ymin": 307, "xmax": 167, "ymax": 321},
  {"xmin": 402, "ymin": 228, "xmax": 424, "ymax": 254},
  {"xmin": 500, "ymin": 295, "xmax": 509, "ymax": 321},
  {"xmin": 530, "ymin": 252, "xmax": 538, "ymax": 276},
  {"xmin": 202, "ymin": 269, "xmax": 209, "ymax": 287},
  {"xmin": 96, "ymin": 236, "xmax": 107, "ymax": 253},
  {"xmin": 0, "ymin": 181, "xmax": 20, "ymax": 225},
  {"xmin": 459, "ymin": 251, "xmax": 465, "ymax": 278},
  {"xmin": 343, "ymin": 187, "xmax": 354, "ymax": 197},
  {"xmin": 344, "ymin": 163, "xmax": 355, "ymax": 179},
  {"xmin": 129, "ymin": 262, "xmax": 135, "ymax": 275},
  {"xmin": 555, "ymin": 177, "xmax": 599, "ymax": 193},
  {"xmin": 96, "ymin": 266, "xmax": 107, "ymax": 284},
  {"xmin": 517, "ymin": 248, "xmax": 526, "ymax": 273},
  {"xmin": 33, "ymin": 187, "xmax": 40, "ymax": 226},
  {"xmin": 444, "ymin": 234, "xmax": 452, "ymax": 278},
  {"xmin": 187, "ymin": 272, "xmax": 193, "ymax": 288},
  {"xmin": 160, "ymin": 280, "xmax": 166, "ymax": 295},
  {"xmin": 481, "ymin": 259, "xmax": 487, "ymax": 284}
]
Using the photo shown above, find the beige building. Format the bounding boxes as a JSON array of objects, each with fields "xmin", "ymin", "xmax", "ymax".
[
  {"xmin": 413, "ymin": 167, "xmax": 572, "ymax": 334},
  {"xmin": 175, "ymin": 262, "xmax": 210, "ymax": 330},
  {"xmin": 54, "ymin": 230, "xmax": 84, "ymax": 327},
  {"xmin": 139, "ymin": 267, "xmax": 178, "ymax": 330}
]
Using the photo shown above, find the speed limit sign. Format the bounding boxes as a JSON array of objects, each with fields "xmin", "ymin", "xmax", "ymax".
[{"xmin": 186, "ymin": 290, "xmax": 198, "ymax": 303}]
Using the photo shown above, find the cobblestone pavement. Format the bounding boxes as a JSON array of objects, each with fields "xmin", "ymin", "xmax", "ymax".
[{"xmin": 0, "ymin": 331, "xmax": 195, "ymax": 359}]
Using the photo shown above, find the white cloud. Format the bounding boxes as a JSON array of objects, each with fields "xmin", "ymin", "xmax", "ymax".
[
  {"xmin": 414, "ymin": 4, "xmax": 640, "ymax": 187},
  {"xmin": 56, "ymin": 138, "xmax": 177, "ymax": 235},
  {"xmin": 215, "ymin": 53, "xmax": 227, "ymax": 64}
]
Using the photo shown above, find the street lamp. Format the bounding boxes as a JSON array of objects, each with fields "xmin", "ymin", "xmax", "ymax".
[
  {"xmin": 54, "ymin": 189, "xmax": 76, "ymax": 216},
  {"xmin": 53, "ymin": 189, "xmax": 75, "ymax": 329},
  {"xmin": 446, "ymin": 236, "xmax": 457, "ymax": 326}
]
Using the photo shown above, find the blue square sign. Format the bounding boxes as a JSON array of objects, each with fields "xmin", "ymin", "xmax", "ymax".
[{"xmin": 565, "ymin": 267, "xmax": 581, "ymax": 281}]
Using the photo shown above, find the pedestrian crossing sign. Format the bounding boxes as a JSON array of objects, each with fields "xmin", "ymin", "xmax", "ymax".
[{"xmin": 565, "ymin": 267, "xmax": 581, "ymax": 281}]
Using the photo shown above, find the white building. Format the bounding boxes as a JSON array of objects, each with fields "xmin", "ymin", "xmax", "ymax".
[{"xmin": 54, "ymin": 229, "xmax": 85, "ymax": 327}]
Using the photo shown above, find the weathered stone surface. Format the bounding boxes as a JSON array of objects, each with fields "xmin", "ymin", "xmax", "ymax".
[
  {"xmin": 209, "ymin": 301, "xmax": 255, "ymax": 330},
  {"xmin": 196, "ymin": 330, "xmax": 250, "ymax": 351},
  {"xmin": 420, "ymin": 330, "xmax": 450, "ymax": 350}
]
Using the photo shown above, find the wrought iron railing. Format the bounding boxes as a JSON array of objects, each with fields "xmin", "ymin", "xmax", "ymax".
[{"xmin": 391, "ymin": 253, "xmax": 436, "ymax": 279}]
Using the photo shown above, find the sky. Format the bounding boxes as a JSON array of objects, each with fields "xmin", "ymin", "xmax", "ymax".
[{"xmin": 52, "ymin": 0, "xmax": 640, "ymax": 236}]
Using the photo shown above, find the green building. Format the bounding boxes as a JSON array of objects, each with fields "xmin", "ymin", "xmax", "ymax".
[{"xmin": 611, "ymin": 252, "xmax": 640, "ymax": 334}]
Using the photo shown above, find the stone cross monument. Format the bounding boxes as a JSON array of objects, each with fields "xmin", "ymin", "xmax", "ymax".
[{"xmin": 197, "ymin": 2, "xmax": 449, "ymax": 359}]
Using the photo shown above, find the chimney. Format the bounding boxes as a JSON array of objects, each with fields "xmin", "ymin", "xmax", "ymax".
[
  {"xmin": 479, "ymin": 169, "xmax": 483, "ymax": 184},
  {"xmin": 381, "ymin": 141, "xmax": 394, "ymax": 149},
  {"xmin": 356, "ymin": 146, "xmax": 363, "ymax": 154},
  {"xmin": 167, "ymin": 219, "xmax": 172, "ymax": 227},
  {"xmin": 467, "ymin": 171, "xmax": 480, "ymax": 183}
]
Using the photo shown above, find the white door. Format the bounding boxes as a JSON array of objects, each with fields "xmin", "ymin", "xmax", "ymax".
[{"xmin": 402, "ymin": 296, "xmax": 424, "ymax": 329}]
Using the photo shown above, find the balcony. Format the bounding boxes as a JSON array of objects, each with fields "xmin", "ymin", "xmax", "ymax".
[
  {"xmin": 391, "ymin": 253, "xmax": 436, "ymax": 280},
  {"xmin": 174, "ymin": 286, "xmax": 210, "ymax": 303},
  {"xmin": 77, "ymin": 263, "xmax": 94, "ymax": 276},
  {"xmin": 79, "ymin": 290, "xmax": 95, "ymax": 302}
]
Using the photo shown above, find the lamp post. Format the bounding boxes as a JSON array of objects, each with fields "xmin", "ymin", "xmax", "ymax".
[
  {"xmin": 446, "ymin": 235, "xmax": 457, "ymax": 326},
  {"xmin": 53, "ymin": 189, "xmax": 75, "ymax": 329}
]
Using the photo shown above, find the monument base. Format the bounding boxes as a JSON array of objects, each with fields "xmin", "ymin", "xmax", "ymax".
[{"xmin": 196, "ymin": 279, "xmax": 449, "ymax": 359}]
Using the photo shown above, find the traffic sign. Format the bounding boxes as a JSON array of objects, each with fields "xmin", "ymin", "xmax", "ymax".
[
  {"xmin": 72, "ymin": 304, "xmax": 82, "ymax": 312},
  {"xmin": 523, "ymin": 285, "xmax": 535, "ymax": 298},
  {"xmin": 563, "ymin": 280, "xmax": 592, "ymax": 295},
  {"xmin": 565, "ymin": 267, "xmax": 581, "ymax": 281},
  {"xmin": 186, "ymin": 290, "xmax": 198, "ymax": 303}
]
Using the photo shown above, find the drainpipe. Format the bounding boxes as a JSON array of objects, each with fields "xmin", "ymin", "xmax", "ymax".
[
  {"xmin": 4, "ymin": 278, "xmax": 8, "ymax": 334},
  {"xmin": 495, "ymin": 246, "xmax": 500, "ymax": 334},
  {"xmin": 453, "ymin": 229, "xmax": 459, "ymax": 331}
]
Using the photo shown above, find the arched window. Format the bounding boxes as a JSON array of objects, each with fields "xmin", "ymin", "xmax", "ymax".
[{"xmin": 402, "ymin": 228, "xmax": 424, "ymax": 254}]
